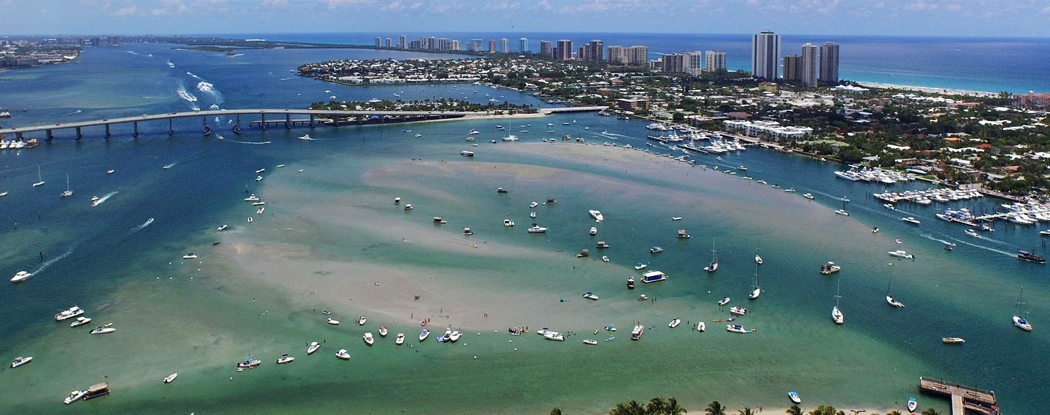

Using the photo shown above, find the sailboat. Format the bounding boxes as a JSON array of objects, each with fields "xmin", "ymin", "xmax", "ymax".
[
  {"xmin": 703, "ymin": 240, "xmax": 718, "ymax": 272},
  {"xmin": 1013, "ymin": 287, "xmax": 1033, "ymax": 331},
  {"xmin": 749, "ymin": 261, "xmax": 761, "ymax": 299},
  {"xmin": 61, "ymin": 175, "xmax": 73, "ymax": 198},
  {"xmin": 832, "ymin": 280, "xmax": 844, "ymax": 324},
  {"xmin": 886, "ymin": 275, "xmax": 904, "ymax": 308},
  {"xmin": 32, "ymin": 166, "xmax": 44, "ymax": 187}
]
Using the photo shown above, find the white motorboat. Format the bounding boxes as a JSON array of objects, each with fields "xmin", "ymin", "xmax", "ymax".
[
  {"xmin": 582, "ymin": 292, "xmax": 599, "ymax": 300},
  {"xmin": 252, "ymin": 201, "xmax": 265, "ymax": 206},
  {"xmin": 718, "ymin": 297, "xmax": 730, "ymax": 306},
  {"xmin": 257, "ymin": 208, "xmax": 264, "ymax": 215},
  {"xmin": 626, "ymin": 277, "xmax": 635, "ymax": 289},
  {"xmin": 107, "ymin": 169, "xmax": 115, "ymax": 174},
  {"xmin": 965, "ymin": 229, "xmax": 979, "ymax": 237},
  {"xmin": 299, "ymin": 134, "xmax": 311, "ymax": 140},
  {"xmin": 730, "ymin": 306, "xmax": 748, "ymax": 316},
  {"xmin": 276, "ymin": 164, "xmax": 285, "ymax": 168},
  {"xmin": 55, "ymin": 306, "xmax": 84, "ymax": 321},
  {"xmin": 588, "ymin": 210, "xmax": 604, "ymax": 222},
  {"xmin": 163, "ymin": 373, "xmax": 178, "ymax": 383},
  {"xmin": 448, "ymin": 330, "xmax": 462, "ymax": 342},
  {"xmin": 363, "ymin": 332, "xmax": 375, "ymax": 346},
  {"xmin": 590, "ymin": 227, "xmax": 597, "ymax": 235},
  {"xmin": 789, "ymin": 391, "xmax": 801, "ymax": 404},
  {"xmin": 237, "ymin": 356, "xmax": 261, "ymax": 369},
  {"xmin": 819, "ymin": 262, "xmax": 840, "ymax": 275},
  {"xmin": 255, "ymin": 168, "xmax": 266, "ymax": 174},
  {"xmin": 501, "ymin": 134, "xmax": 519, "ymax": 142},
  {"xmin": 276, "ymin": 354, "xmax": 295, "ymax": 365},
  {"xmin": 530, "ymin": 201, "xmax": 539, "ymax": 208},
  {"xmin": 676, "ymin": 229, "xmax": 690, "ymax": 239},
  {"xmin": 601, "ymin": 255, "xmax": 609, "ymax": 262},
  {"xmin": 504, "ymin": 219, "xmax": 514, "ymax": 227},
  {"xmin": 11, "ymin": 270, "xmax": 31, "ymax": 283},
  {"xmin": 907, "ymin": 398, "xmax": 918, "ymax": 413},
  {"xmin": 255, "ymin": 176, "xmax": 263, "ymax": 182},
  {"xmin": 90, "ymin": 324, "xmax": 115, "ymax": 334},
  {"xmin": 902, "ymin": 217, "xmax": 921, "ymax": 225},
  {"xmin": 668, "ymin": 318, "xmax": 681, "ymax": 328},
  {"xmin": 697, "ymin": 321, "xmax": 706, "ymax": 332},
  {"xmin": 543, "ymin": 332, "xmax": 565, "ymax": 341},
  {"xmin": 942, "ymin": 337, "xmax": 965, "ymax": 344},
  {"xmin": 529, "ymin": 211, "xmax": 536, "ymax": 218},
  {"xmin": 460, "ymin": 150, "xmax": 474, "ymax": 157},
  {"xmin": 583, "ymin": 339, "xmax": 598, "ymax": 345},
  {"xmin": 327, "ymin": 318, "xmax": 340, "ymax": 325},
  {"xmin": 217, "ymin": 224, "xmax": 228, "ymax": 231},
  {"xmin": 527, "ymin": 225, "xmax": 548, "ymax": 233},
  {"xmin": 463, "ymin": 227, "xmax": 474, "ymax": 235},
  {"xmin": 419, "ymin": 328, "xmax": 430, "ymax": 341},
  {"xmin": 834, "ymin": 209, "xmax": 849, "ymax": 216},
  {"xmin": 244, "ymin": 194, "xmax": 260, "ymax": 202},
  {"xmin": 395, "ymin": 333, "xmax": 405, "ymax": 345},
  {"xmin": 650, "ymin": 246, "xmax": 663, "ymax": 254},
  {"xmin": 183, "ymin": 253, "xmax": 198, "ymax": 260},
  {"xmin": 671, "ymin": 217, "xmax": 682, "ymax": 221},
  {"xmin": 335, "ymin": 349, "xmax": 350, "ymax": 360},
  {"xmin": 64, "ymin": 389, "xmax": 87, "ymax": 404},
  {"xmin": 726, "ymin": 324, "xmax": 749, "ymax": 334},
  {"xmin": 634, "ymin": 263, "xmax": 647, "ymax": 270},
  {"xmin": 10, "ymin": 356, "xmax": 32, "ymax": 368},
  {"xmin": 307, "ymin": 342, "xmax": 320, "ymax": 355},
  {"xmin": 379, "ymin": 326, "xmax": 388, "ymax": 337},
  {"xmin": 888, "ymin": 250, "xmax": 914, "ymax": 259},
  {"xmin": 70, "ymin": 316, "xmax": 92, "ymax": 327},
  {"xmin": 631, "ymin": 324, "xmax": 644, "ymax": 341},
  {"xmin": 358, "ymin": 316, "xmax": 366, "ymax": 325}
]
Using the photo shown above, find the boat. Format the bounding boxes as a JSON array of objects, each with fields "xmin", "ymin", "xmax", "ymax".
[
  {"xmin": 64, "ymin": 389, "xmax": 87, "ymax": 404},
  {"xmin": 327, "ymin": 318, "xmax": 340, "ymax": 325},
  {"xmin": 84, "ymin": 383, "xmax": 110, "ymax": 401},
  {"xmin": 902, "ymin": 217, "xmax": 921, "ymax": 225},
  {"xmin": 419, "ymin": 328, "xmax": 430, "ymax": 341},
  {"xmin": 626, "ymin": 277, "xmax": 635, "ymax": 289},
  {"xmin": 501, "ymin": 134, "xmax": 519, "ymax": 141},
  {"xmin": 1013, "ymin": 288, "xmax": 1033, "ymax": 331},
  {"xmin": 10, "ymin": 356, "xmax": 32, "ymax": 368},
  {"xmin": 463, "ymin": 227, "xmax": 474, "ymax": 235},
  {"xmin": 255, "ymin": 168, "xmax": 266, "ymax": 174},
  {"xmin": 276, "ymin": 164, "xmax": 285, "ymax": 168},
  {"xmin": 886, "ymin": 275, "xmax": 905, "ymax": 308},
  {"xmin": 530, "ymin": 201, "xmax": 539, "ymax": 208},
  {"xmin": 942, "ymin": 337, "xmax": 965, "ymax": 344},
  {"xmin": 601, "ymin": 255, "xmax": 609, "ymax": 262},
  {"xmin": 403, "ymin": 204, "xmax": 412, "ymax": 210},
  {"xmin": 11, "ymin": 270, "xmax": 31, "ymax": 283},
  {"xmin": 641, "ymin": 271, "xmax": 667, "ymax": 283},
  {"xmin": 363, "ymin": 332, "xmax": 375, "ymax": 346},
  {"xmin": 247, "ymin": 217, "xmax": 253, "ymax": 223},
  {"xmin": 335, "ymin": 349, "xmax": 350, "ymax": 360},
  {"xmin": 395, "ymin": 333, "xmax": 405, "ymax": 345},
  {"xmin": 597, "ymin": 241, "xmax": 610, "ymax": 249},
  {"xmin": 803, "ymin": 193, "xmax": 814, "ymax": 200},
  {"xmin": 358, "ymin": 316, "xmax": 366, "ymax": 325},
  {"xmin": 460, "ymin": 150, "xmax": 474, "ymax": 157},
  {"xmin": 183, "ymin": 253, "xmax": 198, "ymax": 260},
  {"xmin": 527, "ymin": 225, "xmax": 548, "ymax": 233},
  {"xmin": 726, "ymin": 324, "xmax": 749, "ymax": 334},
  {"xmin": 244, "ymin": 194, "xmax": 260, "ymax": 202},
  {"xmin": 529, "ymin": 212, "xmax": 536, "ymax": 218},
  {"xmin": 668, "ymin": 318, "xmax": 681, "ymax": 328},
  {"xmin": 276, "ymin": 354, "xmax": 295, "ymax": 364},
  {"xmin": 496, "ymin": 187, "xmax": 508, "ymax": 194},
  {"xmin": 907, "ymin": 397, "xmax": 918, "ymax": 412},
  {"xmin": 1017, "ymin": 249, "xmax": 1046, "ymax": 264},
  {"xmin": 32, "ymin": 166, "xmax": 44, "ymax": 187},
  {"xmin": 755, "ymin": 255, "xmax": 763, "ymax": 265},
  {"xmin": 749, "ymin": 262, "xmax": 761, "ymax": 300},
  {"xmin": 504, "ymin": 219, "xmax": 514, "ymax": 227},
  {"xmin": 697, "ymin": 321, "xmax": 706, "ymax": 332},
  {"xmin": 730, "ymin": 306, "xmax": 748, "ymax": 316},
  {"xmin": 832, "ymin": 280, "xmax": 844, "ymax": 325},
  {"xmin": 61, "ymin": 175, "xmax": 73, "ymax": 198},
  {"xmin": 589, "ymin": 210, "xmax": 604, "ymax": 222},
  {"xmin": 307, "ymin": 342, "xmax": 320, "ymax": 355},
  {"xmin": 543, "ymin": 332, "xmax": 565, "ymax": 341},
  {"xmin": 834, "ymin": 209, "xmax": 850, "ymax": 216},
  {"xmin": 70, "ymin": 316, "xmax": 92, "ymax": 327},
  {"xmin": 965, "ymin": 229, "xmax": 979, "ymax": 237},
  {"xmin": 638, "ymin": 294, "xmax": 647, "ymax": 301},
  {"xmin": 676, "ymin": 229, "xmax": 690, "ymax": 239},
  {"xmin": 583, "ymin": 339, "xmax": 598, "ymax": 345},
  {"xmin": 819, "ymin": 262, "xmax": 840, "ymax": 275},
  {"xmin": 888, "ymin": 250, "xmax": 914, "ymax": 259},
  {"xmin": 789, "ymin": 391, "xmax": 801, "ymax": 404},
  {"xmin": 217, "ymin": 224, "xmax": 228, "ymax": 231},
  {"xmin": 582, "ymin": 292, "xmax": 599, "ymax": 300},
  {"xmin": 590, "ymin": 227, "xmax": 597, "ymax": 236},
  {"xmin": 634, "ymin": 263, "xmax": 647, "ymax": 270},
  {"xmin": 718, "ymin": 297, "xmax": 730, "ymax": 306},
  {"xmin": 650, "ymin": 246, "xmax": 663, "ymax": 254},
  {"xmin": 55, "ymin": 306, "xmax": 84, "ymax": 321},
  {"xmin": 704, "ymin": 240, "xmax": 718, "ymax": 272},
  {"xmin": 90, "ymin": 323, "xmax": 115, "ymax": 334},
  {"xmin": 163, "ymin": 373, "xmax": 178, "ymax": 383},
  {"xmin": 449, "ymin": 330, "xmax": 462, "ymax": 342},
  {"xmin": 379, "ymin": 326, "xmax": 388, "ymax": 337},
  {"xmin": 631, "ymin": 324, "xmax": 644, "ymax": 340}
]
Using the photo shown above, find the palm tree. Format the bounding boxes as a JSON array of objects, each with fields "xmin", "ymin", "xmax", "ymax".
[
  {"xmin": 886, "ymin": 411, "xmax": 902, "ymax": 415},
  {"xmin": 626, "ymin": 400, "xmax": 646, "ymax": 415},
  {"xmin": 665, "ymin": 397, "xmax": 687, "ymax": 415},
  {"xmin": 647, "ymin": 397, "xmax": 667, "ymax": 415},
  {"xmin": 551, "ymin": 408, "xmax": 562, "ymax": 415},
  {"xmin": 610, "ymin": 403, "xmax": 630, "ymax": 415},
  {"xmin": 808, "ymin": 406, "xmax": 844, "ymax": 415},
  {"xmin": 738, "ymin": 408, "xmax": 755, "ymax": 415},
  {"xmin": 786, "ymin": 405, "xmax": 803, "ymax": 415},
  {"xmin": 920, "ymin": 409, "xmax": 942, "ymax": 415},
  {"xmin": 705, "ymin": 401, "xmax": 727, "ymax": 415}
]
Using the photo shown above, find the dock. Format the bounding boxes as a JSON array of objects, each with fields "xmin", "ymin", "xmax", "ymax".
[{"xmin": 919, "ymin": 377, "xmax": 999, "ymax": 415}]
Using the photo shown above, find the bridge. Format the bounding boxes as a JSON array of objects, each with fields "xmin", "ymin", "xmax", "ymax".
[{"xmin": 0, "ymin": 106, "xmax": 605, "ymax": 140}]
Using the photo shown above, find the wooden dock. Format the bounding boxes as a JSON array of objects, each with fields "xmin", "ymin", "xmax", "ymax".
[{"xmin": 919, "ymin": 377, "xmax": 999, "ymax": 415}]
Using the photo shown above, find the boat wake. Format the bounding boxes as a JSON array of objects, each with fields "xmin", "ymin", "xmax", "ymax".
[
  {"xmin": 128, "ymin": 218, "xmax": 155, "ymax": 235},
  {"xmin": 225, "ymin": 140, "xmax": 271, "ymax": 145},
  {"xmin": 92, "ymin": 191, "xmax": 118, "ymax": 206},
  {"xmin": 197, "ymin": 81, "xmax": 225, "ymax": 105},
  {"xmin": 280, "ymin": 77, "xmax": 294, "ymax": 81},
  {"xmin": 938, "ymin": 235, "xmax": 1015, "ymax": 257},
  {"xmin": 163, "ymin": 162, "xmax": 178, "ymax": 169},
  {"xmin": 30, "ymin": 247, "xmax": 75, "ymax": 277}
]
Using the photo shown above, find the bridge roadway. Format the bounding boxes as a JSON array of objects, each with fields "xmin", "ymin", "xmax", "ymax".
[{"xmin": 0, "ymin": 107, "xmax": 605, "ymax": 139}]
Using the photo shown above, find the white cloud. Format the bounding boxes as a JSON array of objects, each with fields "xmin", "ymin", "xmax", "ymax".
[
  {"xmin": 905, "ymin": 0, "xmax": 938, "ymax": 11},
  {"xmin": 112, "ymin": 5, "xmax": 142, "ymax": 16},
  {"xmin": 536, "ymin": 0, "xmax": 552, "ymax": 10},
  {"xmin": 1042, "ymin": 5, "xmax": 1050, "ymax": 14}
]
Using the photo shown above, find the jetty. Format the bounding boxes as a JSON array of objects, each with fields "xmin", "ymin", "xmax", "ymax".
[
  {"xmin": 1, "ymin": 106, "xmax": 605, "ymax": 140},
  {"xmin": 919, "ymin": 377, "xmax": 999, "ymax": 415}
]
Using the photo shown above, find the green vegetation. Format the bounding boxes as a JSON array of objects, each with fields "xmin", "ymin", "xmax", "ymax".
[{"xmin": 309, "ymin": 98, "xmax": 538, "ymax": 114}]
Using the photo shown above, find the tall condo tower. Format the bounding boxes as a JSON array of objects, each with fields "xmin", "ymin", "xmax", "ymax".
[
  {"xmin": 520, "ymin": 38, "xmax": 528, "ymax": 54},
  {"xmin": 705, "ymin": 50, "xmax": 726, "ymax": 72},
  {"xmin": 801, "ymin": 43, "xmax": 819, "ymax": 87},
  {"xmin": 819, "ymin": 42, "xmax": 840, "ymax": 84},
  {"xmin": 751, "ymin": 31, "xmax": 781, "ymax": 80}
]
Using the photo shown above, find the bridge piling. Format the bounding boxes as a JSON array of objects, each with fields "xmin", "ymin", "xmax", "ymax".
[
  {"xmin": 260, "ymin": 114, "xmax": 266, "ymax": 131},
  {"xmin": 169, "ymin": 119, "xmax": 174, "ymax": 135},
  {"xmin": 133, "ymin": 121, "xmax": 138, "ymax": 138},
  {"xmin": 46, "ymin": 129, "xmax": 53, "ymax": 140},
  {"xmin": 285, "ymin": 114, "xmax": 291, "ymax": 129},
  {"xmin": 105, "ymin": 124, "xmax": 111, "ymax": 138},
  {"xmin": 309, "ymin": 114, "xmax": 315, "ymax": 128},
  {"xmin": 75, "ymin": 126, "xmax": 82, "ymax": 140}
]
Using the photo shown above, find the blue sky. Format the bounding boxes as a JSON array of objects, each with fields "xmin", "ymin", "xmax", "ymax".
[{"xmin": 3, "ymin": 0, "xmax": 1050, "ymax": 37}]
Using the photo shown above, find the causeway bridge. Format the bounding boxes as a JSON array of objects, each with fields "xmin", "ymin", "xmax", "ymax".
[{"xmin": 1, "ymin": 106, "xmax": 605, "ymax": 140}]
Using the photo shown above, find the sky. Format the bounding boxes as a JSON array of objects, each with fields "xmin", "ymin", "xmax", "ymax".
[{"xmin": 2, "ymin": 0, "xmax": 1050, "ymax": 38}]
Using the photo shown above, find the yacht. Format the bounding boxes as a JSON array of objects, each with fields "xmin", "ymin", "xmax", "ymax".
[
  {"xmin": 832, "ymin": 281, "xmax": 844, "ymax": 325},
  {"xmin": 527, "ymin": 225, "xmax": 548, "ymax": 233},
  {"xmin": 276, "ymin": 354, "xmax": 295, "ymax": 365},
  {"xmin": 650, "ymin": 246, "xmax": 663, "ymax": 254},
  {"xmin": 244, "ymin": 194, "xmax": 260, "ymax": 202},
  {"xmin": 803, "ymin": 193, "xmax": 814, "ymax": 200},
  {"xmin": 449, "ymin": 330, "xmax": 462, "ymax": 342},
  {"xmin": 582, "ymin": 292, "xmax": 599, "ymax": 300},
  {"xmin": 363, "ymin": 332, "xmax": 375, "ymax": 346},
  {"xmin": 590, "ymin": 227, "xmax": 597, "ymax": 236},
  {"xmin": 327, "ymin": 318, "xmax": 340, "ymax": 325},
  {"xmin": 1017, "ymin": 250, "xmax": 1046, "ymax": 264},
  {"xmin": 61, "ymin": 175, "xmax": 73, "ymax": 198},
  {"xmin": 641, "ymin": 271, "xmax": 667, "ymax": 283},
  {"xmin": 668, "ymin": 318, "xmax": 681, "ymax": 328},
  {"xmin": 888, "ymin": 250, "xmax": 915, "ymax": 259},
  {"xmin": 902, "ymin": 217, "xmax": 921, "ymax": 225},
  {"xmin": 626, "ymin": 277, "xmax": 635, "ymax": 289},
  {"xmin": 163, "ymin": 373, "xmax": 178, "ymax": 383},
  {"xmin": 588, "ymin": 210, "xmax": 604, "ymax": 222},
  {"xmin": 419, "ymin": 328, "xmax": 430, "ymax": 341},
  {"xmin": 10, "ymin": 356, "xmax": 32, "ymax": 368},
  {"xmin": 335, "ymin": 349, "xmax": 351, "ymax": 360},
  {"xmin": 395, "ymin": 333, "xmax": 405, "ymax": 346},
  {"xmin": 1013, "ymin": 288, "xmax": 1033, "ymax": 331},
  {"xmin": 730, "ymin": 306, "xmax": 748, "ymax": 316},
  {"xmin": 217, "ymin": 224, "xmax": 228, "ymax": 231},
  {"xmin": 543, "ymin": 332, "xmax": 565, "ymax": 341},
  {"xmin": 942, "ymin": 337, "xmax": 965, "ymax": 344},
  {"xmin": 965, "ymin": 229, "xmax": 979, "ymax": 237},
  {"xmin": 183, "ymin": 253, "xmax": 198, "ymax": 260},
  {"xmin": 64, "ymin": 389, "xmax": 87, "ymax": 404},
  {"xmin": 634, "ymin": 263, "xmax": 647, "ymax": 270},
  {"xmin": 789, "ymin": 391, "xmax": 801, "ymax": 404},
  {"xmin": 307, "ymin": 342, "xmax": 320, "ymax": 355},
  {"xmin": 726, "ymin": 324, "xmax": 749, "ymax": 334},
  {"xmin": 583, "ymin": 339, "xmax": 598, "ymax": 345},
  {"xmin": 704, "ymin": 240, "xmax": 718, "ymax": 272},
  {"xmin": 379, "ymin": 326, "xmax": 388, "ymax": 337},
  {"xmin": 718, "ymin": 297, "xmax": 731, "ymax": 306},
  {"xmin": 819, "ymin": 262, "xmax": 841, "ymax": 275},
  {"xmin": 834, "ymin": 209, "xmax": 849, "ymax": 216},
  {"xmin": 11, "ymin": 270, "xmax": 31, "ymax": 283},
  {"xmin": 55, "ymin": 306, "xmax": 85, "ymax": 321},
  {"xmin": 90, "ymin": 323, "xmax": 116, "ymax": 334},
  {"xmin": 630, "ymin": 324, "xmax": 644, "ymax": 340},
  {"xmin": 70, "ymin": 316, "xmax": 92, "ymax": 327},
  {"xmin": 501, "ymin": 135, "xmax": 519, "ymax": 142},
  {"xmin": 503, "ymin": 219, "xmax": 515, "ymax": 227},
  {"xmin": 358, "ymin": 316, "xmax": 367, "ymax": 325}
]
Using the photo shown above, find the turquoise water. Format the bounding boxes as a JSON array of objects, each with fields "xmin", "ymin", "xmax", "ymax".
[{"xmin": 0, "ymin": 43, "xmax": 1046, "ymax": 415}]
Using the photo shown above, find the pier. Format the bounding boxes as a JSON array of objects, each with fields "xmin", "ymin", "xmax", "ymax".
[
  {"xmin": 919, "ymin": 377, "xmax": 999, "ymax": 415},
  {"xmin": 1, "ymin": 106, "xmax": 605, "ymax": 140}
]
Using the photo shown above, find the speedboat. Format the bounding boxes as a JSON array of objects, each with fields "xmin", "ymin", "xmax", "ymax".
[
  {"xmin": 601, "ymin": 255, "xmax": 609, "ymax": 262},
  {"xmin": 70, "ymin": 316, "xmax": 92, "ymax": 327},
  {"xmin": 626, "ymin": 277, "xmax": 635, "ymax": 289},
  {"xmin": 255, "ymin": 168, "xmax": 266, "ymax": 174},
  {"xmin": 504, "ymin": 219, "xmax": 514, "ymax": 227},
  {"xmin": 819, "ymin": 262, "xmax": 840, "ymax": 275},
  {"xmin": 589, "ymin": 210, "xmax": 604, "ymax": 222},
  {"xmin": 530, "ymin": 201, "xmax": 538, "ymax": 208},
  {"xmin": 335, "ymin": 349, "xmax": 350, "ymax": 360},
  {"xmin": 163, "ymin": 373, "xmax": 178, "ymax": 383},
  {"xmin": 668, "ymin": 318, "xmax": 681, "ymax": 328},
  {"xmin": 886, "ymin": 296, "xmax": 905, "ymax": 308},
  {"xmin": 726, "ymin": 324, "xmax": 749, "ymax": 334},
  {"xmin": 307, "ymin": 342, "xmax": 320, "ymax": 355},
  {"xmin": 889, "ymin": 250, "xmax": 914, "ymax": 259},
  {"xmin": 630, "ymin": 324, "xmax": 644, "ymax": 341},
  {"xmin": 718, "ymin": 297, "xmax": 731, "ymax": 306},
  {"xmin": 730, "ymin": 306, "xmax": 747, "ymax": 316},
  {"xmin": 834, "ymin": 209, "xmax": 849, "ymax": 216},
  {"xmin": 11, "ymin": 270, "xmax": 31, "ymax": 283},
  {"xmin": 419, "ymin": 328, "xmax": 430, "ymax": 341},
  {"xmin": 327, "ymin": 318, "xmax": 340, "ymax": 325},
  {"xmin": 460, "ymin": 150, "xmax": 474, "ymax": 157},
  {"xmin": 363, "ymin": 332, "xmax": 374, "ymax": 346},
  {"xmin": 583, "ymin": 339, "xmax": 598, "ymax": 345},
  {"xmin": 358, "ymin": 316, "xmax": 367, "ymax": 325},
  {"xmin": 907, "ymin": 398, "xmax": 918, "ymax": 412},
  {"xmin": 788, "ymin": 391, "xmax": 801, "ymax": 404},
  {"xmin": 379, "ymin": 326, "xmax": 388, "ymax": 337},
  {"xmin": 671, "ymin": 217, "xmax": 682, "ymax": 221},
  {"xmin": 803, "ymin": 193, "xmax": 814, "ymax": 200},
  {"xmin": 527, "ymin": 225, "xmax": 548, "ymax": 233},
  {"xmin": 942, "ymin": 337, "xmax": 965, "ymax": 344},
  {"xmin": 244, "ymin": 194, "xmax": 260, "ymax": 202},
  {"xmin": 395, "ymin": 333, "xmax": 405, "ymax": 345},
  {"xmin": 529, "ymin": 212, "xmax": 536, "ymax": 218},
  {"xmin": 55, "ymin": 306, "xmax": 84, "ymax": 321},
  {"xmin": 543, "ymin": 332, "xmax": 565, "ymax": 341},
  {"xmin": 634, "ymin": 263, "xmax": 647, "ymax": 270},
  {"xmin": 448, "ymin": 331, "xmax": 462, "ymax": 342},
  {"xmin": 697, "ymin": 321, "xmax": 706, "ymax": 332},
  {"xmin": 299, "ymin": 134, "xmax": 311, "ymax": 140},
  {"xmin": 183, "ymin": 253, "xmax": 198, "ymax": 260},
  {"xmin": 965, "ymin": 229, "xmax": 979, "ymax": 237},
  {"xmin": 90, "ymin": 323, "xmax": 115, "ymax": 334},
  {"xmin": 902, "ymin": 217, "xmax": 921, "ymax": 225},
  {"xmin": 10, "ymin": 356, "xmax": 32, "ymax": 368},
  {"xmin": 276, "ymin": 354, "xmax": 295, "ymax": 365},
  {"xmin": 582, "ymin": 292, "xmax": 599, "ymax": 300},
  {"xmin": 650, "ymin": 246, "xmax": 663, "ymax": 254},
  {"xmin": 463, "ymin": 227, "xmax": 474, "ymax": 235},
  {"xmin": 217, "ymin": 224, "xmax": 228, "ymax": 231},
  {"xmin": 64, "ymin": 389, "xmax": 87, "ymax": 404},
  {"xmin": 590, "ymin": 227, "xmax": 597, "ymax": 235}
]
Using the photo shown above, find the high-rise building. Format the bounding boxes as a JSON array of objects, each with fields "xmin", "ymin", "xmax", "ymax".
[
  {"xmin": 408, "ymin": 40, "xmax": 422, "ymax": 50},
  {"xmin": 450, "ymin": 40, "xmax": 461, "ymax": 51},
  {"xmin": 488, "ymin": 40, "xmax": 496, "ymax": 54},
  {"xmin": 782, "ymin": 55, "xmax": 802, "ymax": 81},
  {"xmin": 607, "ymin": 45, "xmax": 625, "ymax": 65},
  {"xmin": 468, "ymin": 39, "xmax": 483, "ymax": 52},
  {"xmin": 751, "ymin": 31, "xmax": 780, "ymax": 80},
  {"xmin": 555, "ymin": 40, "xmax": 573, "ymax": 61},
  {"xmin": 819, "ymin": 42, "xmax": 839, "ymax": 84},
  {"xmin": 427, "ymin": 37, "xmax": 437, "ymax": 50},
  {"xmin": 580, "ymin": 39, "xmax": 603, "ymax": 62},
  {"xmin": 705, "ymin": 50, "xmax": 726, "ymax": 72},
  {"xmin": 399, "ymin": 35, "xmax": 407, "ymax": 49},
  {"xmin": 627, "ymin": 45, "xmax": 648, "ymax": 66},
  {"xmin": 662, "ymin": 53, "xmax": 683, "ymax": 73},
  {"xmin": 500, "ymin": 38, "xmax": 509, "ymax": 53},
  {"xmin": 520, "ymin": 38, "xmax": 528, "ymax": 53},
  {"xmin": 385, "ymin": 38, "xmax": 392, "ymax": 48},
  {"xmin": 801, "ymin": 43, "xmax": 818, "ymax": 87},
  {"xmin": 374, "ymin": 37, "xmax": 381, "ymax": 48},
  {"xmin": 539, "ymin": 41, "xmax": 552, "ymax": 57},
  {"xmin": 683, "ymin": 51, "xmax": 703, "ymax": 75}
]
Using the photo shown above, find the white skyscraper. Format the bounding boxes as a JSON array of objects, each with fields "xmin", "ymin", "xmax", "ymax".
[
  {"xmin": 683, "ymin": 51, "xmax": 703, "ymax": 75},
  {"xmin": 801, "ymin": 43, "xmax": 818, "ymax": 87},
  {"xmin": 705, "ymin": 50, "xmax": 726, "ymax": 72},
  {"xmin": 751, "ymin": 31, "xmax": 781, "ymax": 80},
  {"xmin": 520, "ymin": 38, "xmax": 528, "ymax": 53}
]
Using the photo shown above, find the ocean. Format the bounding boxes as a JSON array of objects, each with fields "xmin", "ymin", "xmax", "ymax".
[{"xmin": 0, "ymin": 41, "xmax": 1046, "ymax": 415}]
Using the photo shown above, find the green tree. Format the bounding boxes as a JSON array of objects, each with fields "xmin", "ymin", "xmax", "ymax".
[
  {"xmin": 551, "ymin": 408, "xmax": 562, "ymax": 415},
  {"xmin": 646, "ymin": 397, "xmax": 667, "ymax": 415},
  {"xmin": 738, "ymin": 408, "xmax": 755, "ymax": 415},
  {"xmin": 610, "ymin": 403, "xmax": 630, "ymax": 415},
  {"xmin": 808, "ymin": 406, "xmax": 844, "ymax": 415},
  {"xmin": 920, "ymin": 408, "xmax": 941, "ymax": 415},
  {"xmin": 626, "ymin": 400, "xmax": 645, "ymax": 415},
  {"xmin": 786, "ymin": 405, "xmax": 803, "ymax": 415},
  {"xmin": 665, "ymin": 397, "xmax": 687, "ymax": 415},
  {"xmin": 886, "ymin": 411, "xmax": 902, "ymax": 415},
  {"xmin": 705, "ymin": 401, "xmax": 727, "ymax": 415}
]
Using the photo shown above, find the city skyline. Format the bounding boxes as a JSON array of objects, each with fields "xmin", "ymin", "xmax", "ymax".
[{"xmin": 2, "ymin": 0, "xmax": 1049, "ymax": 38}]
